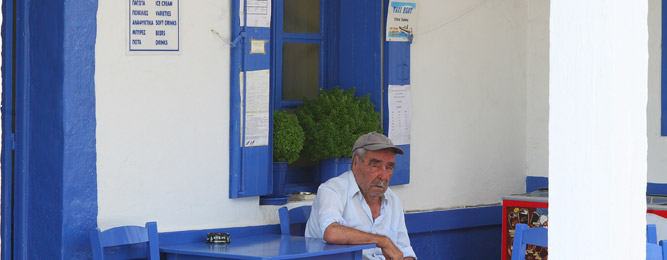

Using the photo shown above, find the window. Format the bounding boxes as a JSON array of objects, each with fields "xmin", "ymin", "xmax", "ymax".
[{"xmin": 230, "ymin": 0, "xmax": 410, "ymax": 198}]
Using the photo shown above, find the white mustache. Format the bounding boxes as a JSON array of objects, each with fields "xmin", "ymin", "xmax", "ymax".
[{"xmin": 371, "ymin": 181, "xmax": 386, "ymax": 188}]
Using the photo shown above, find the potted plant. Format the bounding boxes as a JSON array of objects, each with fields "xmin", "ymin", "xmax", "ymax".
[
  {"xmin": 295, "ymin": 87, "xmax": 382, "ymax": 182},
  {"xmin": 260, "ymin": 110, "xmax": 305, "ymax": 205}
]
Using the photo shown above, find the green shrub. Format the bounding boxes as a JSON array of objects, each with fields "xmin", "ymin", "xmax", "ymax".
[
  {"xmin": 296, "ymin": 87, "xmax": 382, "ymax": 161},
  {"xmin": 273, "ymin": 110, "xmax": 305, "ymax": 163}
]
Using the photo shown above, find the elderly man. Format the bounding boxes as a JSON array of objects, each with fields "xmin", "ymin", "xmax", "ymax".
[{"xmin": 305, "ymin": 132, "xmax": 416, "ymax": 260}]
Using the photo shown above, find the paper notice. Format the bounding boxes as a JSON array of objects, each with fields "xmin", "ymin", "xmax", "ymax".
[
  {"xmin": 388, "ymin": 85, "xmax": 411, "ymax": 145},
  {"xmin": 244, "ymin": 69, "xmax": 270, "ymax": 147},
  {"xmin": 240, "ymin": 0, "xmax": 271, "ymax": 28}
]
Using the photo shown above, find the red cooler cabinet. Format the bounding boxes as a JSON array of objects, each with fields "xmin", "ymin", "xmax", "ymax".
[{"xmin": 502, "ymin": 191, "xmax": 667, "ymax": 260}]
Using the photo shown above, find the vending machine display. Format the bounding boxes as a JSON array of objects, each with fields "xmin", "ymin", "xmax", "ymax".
[
  {"xmin": 502, "ymin": 190, "xmax": 549, "ymax": 260},
  {"xmin": 502, "ymin": 191, "xmax": 667, "ymax": 260}
]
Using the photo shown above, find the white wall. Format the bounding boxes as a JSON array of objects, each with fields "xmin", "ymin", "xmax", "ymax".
[
  {"xmin": 525, "ymin": 0, "xmax": 550, "ymax": 178},
  {"xmin": 527, "ymin": 0, "xmax": 667, "ymax": 182},
  {"xmin": 393, "ymin": 0, "xmax": 529, "ymax": 210},
  {"xmin": 96, "ymin": 0, "xmax": 268, "ymax": 231},
  {"xmin": 648, "ymin": 0, "xmax": 667, "ymax": 183},
  {"xmin": 96, "ymin": 0, "xmax": 538, "ymax": 230}
]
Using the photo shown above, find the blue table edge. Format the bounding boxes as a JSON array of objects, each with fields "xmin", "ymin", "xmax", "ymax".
[{"xmin": 159, "ymin": 234, "xmax": 376, "ymax": 260}]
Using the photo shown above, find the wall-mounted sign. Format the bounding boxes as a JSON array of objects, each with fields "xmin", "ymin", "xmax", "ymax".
[
  {"xmin": 386, "ymin": 0, "xmax": 417, "ymax": 42},
  {"xmin": 129, "ymin": 0, "xmax": 180, "ymax": 52}
]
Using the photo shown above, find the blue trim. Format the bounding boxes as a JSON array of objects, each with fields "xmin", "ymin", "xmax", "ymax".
[
  {"xmin": 526, "ymin": 176, "xmax": 549, "ymax": 192},
  {"xmin": 528, "ymin": 176, "xmax": 667, "ymax": 196},
  {"xmin": 0, "ymin": 0, "xmax": 14, "ymax": 258},
  {"xmin": 405, "ymin": 206, "xmax": 501, "ymax": 233},
  {"xmin": 662, "ymin": 0, "xmax": 667, "ymax": 136}
]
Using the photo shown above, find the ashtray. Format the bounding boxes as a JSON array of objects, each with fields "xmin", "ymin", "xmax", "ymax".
[{"xmin": 206, "ymin": 232, "xmax": 231, "ymax": 244}]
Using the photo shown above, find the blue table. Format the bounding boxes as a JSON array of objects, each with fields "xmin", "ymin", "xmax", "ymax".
[{"xmin": 160, "ymin": 234, "xmax": 375, "ymax": 260}]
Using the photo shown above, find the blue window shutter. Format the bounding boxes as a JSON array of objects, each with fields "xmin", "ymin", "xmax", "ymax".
[
  {"xmin": 230, "ymin": 0, "xmax": 273, "ymax": 198},
  {"xmin": 662, "ymin": 0, "xmax": 667, "ymax": 136},
  {"xmin": 338, "ymin": 0, "xmax": 410, "ymax": 185},
  {"xmin": 384, "ymin": 0, "xmax": 410, "ymax": 185}
]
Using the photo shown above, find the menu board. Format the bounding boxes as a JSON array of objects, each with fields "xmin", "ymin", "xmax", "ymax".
[{"xmin": 129, "ymin": 0, "xmax": 180, "ymax": 52}]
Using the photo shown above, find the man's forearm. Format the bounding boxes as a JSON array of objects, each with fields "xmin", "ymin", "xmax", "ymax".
[
  {"xmin": 323, "ymin": 223, "xmax": 407, "ymax": 260},
  {"xmin": 323, "ymin": 222, "xmax": 389, "ymax": 246}
]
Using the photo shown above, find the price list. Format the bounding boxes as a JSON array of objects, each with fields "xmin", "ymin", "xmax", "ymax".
[{"xmin": 129, "ymin": 0, "xmax": 179, "ymax": 51}]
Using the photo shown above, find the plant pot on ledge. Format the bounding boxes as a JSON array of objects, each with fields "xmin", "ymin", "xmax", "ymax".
[
  {"xmin": 260, "ymin": 110, "xmax": 304, "ymax": 205},
  {"xmin": 320, "ymin": 157, "xmax": 352, "ymax": 183}
]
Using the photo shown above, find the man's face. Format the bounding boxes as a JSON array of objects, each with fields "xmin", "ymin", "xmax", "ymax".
[{"xmin": 352, "ymin": 149, "xmax": 396, "ymax": 198}]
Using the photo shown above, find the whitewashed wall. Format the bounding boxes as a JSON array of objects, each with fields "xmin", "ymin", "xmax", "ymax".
[
  {"xmin": 95, "ymin": 0, "xmax": 269, "ymax": 231},
  {"xmin": 525, "ymin": 0, "xmax": 549, "ymax": 178},
  {"xmin": 96, "ymin": 0, "xmax": 539, "ymax": 230},
  {"xmin": 528, "ymin": 0, "xmax": 667, "ymax": 182},
  {"xmin": 648, "ymin": 0, "xmax": 667, "ymax": 183},
  {"xmin": 393, "ymin": 0, "xmax": 529, "ymax": 210}
]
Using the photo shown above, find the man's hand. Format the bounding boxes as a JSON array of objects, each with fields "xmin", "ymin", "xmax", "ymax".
[
  {"xmin": 324, "ymin": 223, "xmax": 408, "ymax": 259},
  {"xmin": 376, "ymin": 236, "xmax": 403, "ymax": 260}
]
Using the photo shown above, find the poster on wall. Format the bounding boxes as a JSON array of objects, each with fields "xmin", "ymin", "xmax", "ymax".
[
  {"xmin": 129, "ymin": 0, "xmax": 180, "ymax": 52},
  {"xmin": 243, "ymin": 69, "xmax": 270, "ymax": 147},
  {"xmin": 240, "ymin": 0, "xmax": 271, "ymax": 28},
  {"xmin": 386, "ymin": 0, "xmax": 417, "ymax": 42},
  {"xmin": 388, "ymin": 85, "xmax": 411, "ymax": 145}
]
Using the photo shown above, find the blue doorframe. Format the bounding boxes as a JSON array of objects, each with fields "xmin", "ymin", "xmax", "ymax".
[
  {"xmin": 1, "ymin": 0, "xmax": 99, "ymax": 259},
  {"xmin": 0, "ymin": 0, "xmax": 15, "ymax": 258}
]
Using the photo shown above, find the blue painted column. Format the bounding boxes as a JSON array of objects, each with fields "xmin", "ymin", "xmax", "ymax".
[
  {"xmin": 11, "ymin": 0, "xmax": 98, "ymax": 259},
  {"xmin": 61, "ymin": 0, "xmax": 98, "ymax": 259}
]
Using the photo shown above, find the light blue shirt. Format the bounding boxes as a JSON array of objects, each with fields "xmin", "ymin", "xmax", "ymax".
[{"xmin": 305, "ymin": 171, "xmax": 417, "ymax": 260}]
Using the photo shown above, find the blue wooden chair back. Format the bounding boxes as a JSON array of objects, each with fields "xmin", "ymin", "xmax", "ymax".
[
  {"xmin": 90, "ymin": 221, "xmax": 159, "ymax": 260},
  {"xmin": 511, "ymin": 223, "xmax": 548, "ymax": 260},
  {"xmin": 649, "ymin": 224, "xmax": 659, "ymax": 244},
  {"xmin": 279, "ymin": 206, "xmax": 312, "ymax": 236},
  {"xmin": 647, "ymin": 242, "xmax": 663, "ymax": 260}
]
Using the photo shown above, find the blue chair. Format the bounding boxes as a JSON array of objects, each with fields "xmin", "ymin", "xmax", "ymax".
[
  {"xmin": 511, "ymin": 223, "xmax": 548, "ymax": 260},
  {"xmin": 647, "ymin": 242, "xmax": 662, "ymax": 260},
  {"xmin": 649, "ymin": 224, "xmax": 659, "ymax": 244},
  {"xmin": 90, "ymin": 222, "xmax": 159, "ymax": 260},
  {"xmin": 279, "ymin": 206, "xmax": 312, "ymax": 236}
]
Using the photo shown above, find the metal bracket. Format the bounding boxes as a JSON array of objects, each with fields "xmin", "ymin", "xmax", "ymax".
[{"xmin": 231, "ymin": 31, "xmax": 247, "ymax": 48}]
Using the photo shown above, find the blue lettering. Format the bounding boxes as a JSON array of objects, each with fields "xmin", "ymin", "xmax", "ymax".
[
  {"xmin": 132, "ymin": 39, "xmax": 142, "ymax": 45},
  {"xmin": 393, "ymin": 7, "xmax": 402, "ymax": 13},
  {"xmin": 156, "ymin": 1, "xmax": 172, "ymax": 6},
  {"xmin": 403, "ymin": 7, "xmax": 413, "ymax": 14},
  {"xmin": 155, "ymin": 10, "xmax": 171, "ymax": 16},
  {"xmin": 132, "ymin": 30, "xmax": 146, "ymax": 35},
  {"xmin": 156, "ymin": 30, "xmax": 166, "ymax": 36},
  {"xmin": 132, "ymin": 0, "xmax": 145, "ymax": 6},
  {"xmin": 165, "ymin": 20, "xmax": 177, "ymax": 26},
  {"xmin": 155, "ymin": 40, "xmax": 169, "ymax": 45},
  {"xmin": 155, "ymin": 20, "xmax": 164, "ymax": 25},
  {"xmin": 132, "ymin": 10, "xmax": 148, "ymax": 16},
  {"xmin": 132, "ymin": 20, "xmax": 154, "ymax": 25}
]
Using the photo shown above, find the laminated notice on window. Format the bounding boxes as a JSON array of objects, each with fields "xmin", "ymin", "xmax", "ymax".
[
  {"xmin": 240, "ymin": 0, "xmax": 271, "ymax": 28},
  {"xmin": 243, "ymin": 69, "xmax": 270, "ymax": 147},
  {"xmin": 388, "ymin": 85, "xmax": 411, "ymax": 145}
]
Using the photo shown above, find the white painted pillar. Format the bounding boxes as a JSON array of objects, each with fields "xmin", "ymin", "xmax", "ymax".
[{"xmin": 550, "ymin": 1, "xmax": 648, "ymax": 259}]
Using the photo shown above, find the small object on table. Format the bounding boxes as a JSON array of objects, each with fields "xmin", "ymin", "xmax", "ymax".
[{"xmin": 206, "ymin": 232, "xmax": 230, "ymax": 244}]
